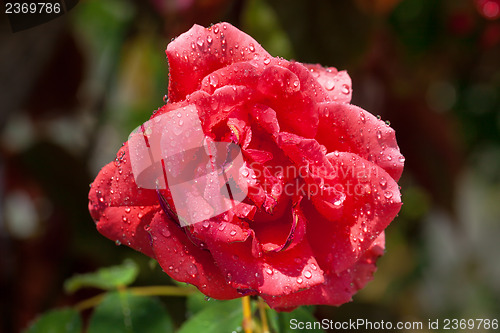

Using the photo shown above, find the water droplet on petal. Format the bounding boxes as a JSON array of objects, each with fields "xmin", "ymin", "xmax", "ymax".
[
  {"xmin": 209, "ymin": 75, "xmax": 218, "ymax": 88},
  {"xmin": 304, "ymin": 270, "xmax": 312, "ymax": 279},
  {"xmin": 263, "ymin": 58, "xmax": 270, "ymax": 65},
  {"xmin": 125, "ymin": 207, "xmax": 131, "ymax": 213},
  {"xmin": 161, "ymin": 228, "xmax": 171, "ymax": 237},
  {"xmin": 341, "ymin": 84, "xmax": 350, "ymax": 94},
  {"xmin": 325, "ymin": 80, "xmax": 335, "ymax": 91},
  {"xmin": 249, "ymin": 43, "xmax": 255, "ymax": 52},
  {"xmin": 115, "ymin": 240, "xmax": 121, "ymax": 246},
  {"xmin": 384, "ymin": 191, "xmax": 393, "ymax": 199},
  {"xmin": 265, "ymin": 268, "xmax": 273, "ymax": 275},
  {"xmin": 187, "ymin": 264, "xmax": 198, "ymax": 277},
  {"xmin": 230, "ymin": 230, "xmax": 237, "ymax": 236},
  {"xmin": 297, "ymin": 277, "xmax": 303, "ymax": 284}
]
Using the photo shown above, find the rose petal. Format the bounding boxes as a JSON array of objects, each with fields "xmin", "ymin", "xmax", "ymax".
[
  {"xmin": 89, "ymin": 145, "xmax": 162, "ymax": 258},
  {"xmin": 167, "ymin": 23, "xmax": 270, "ymax": 102},
  {"xmin": 286, "ymin": 62, "xmax": 330, "ymax": 103},
  {"xmin": 276, "ymin": 132, "xmax": 344, "ymax": 221},
  {"xmin": 204, "ymin": 236, "xmax": 324, "ymax": 297},
  {"xmin": 257, "ymin": 65, "xmax": 319, "ymax": 138},
  {"xmin": 303, "ymin": 64, "xmax": 352, "ymax": 103},
  {"xmin": 200, "ymin": 62, "xmax": 262, "ymax": 94},
  {"xmin": 188, "ymin": 86, "xmax": 254, "ymax": 135},
  {"xmin": 249, "ymin": 104, "xmax": 280, "ymax": 134},
  {"xmin": 316, "ymin": 102, "xmax": 404, "ymax": 181},
  {"xmin": 261, "ymin": 233, "xmax": 385, "ymax": 311},
  {"xmin": 149, "ymin": 210, "xmax": 241, "ymax": 299},
  {"xmin": 305, "ymin": 152, "xmax": 401, "ymax": 274}
]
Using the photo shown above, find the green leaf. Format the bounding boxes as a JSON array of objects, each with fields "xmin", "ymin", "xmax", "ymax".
[
  {"xmin": 64, "ymin": 259, "xmax": 139, "ymax": 293},
  {"xmin": 88, "ymin": 291, "xmax": 174, "ymax": 333},
  {"xmin": 275, "ymin": 306, "xmax": 325, "ymax": 333},
  {"xmin": 178, "ymin": 298, "xmax": 253, "ymax": 333},
  {"xmin": 24, "ymin": 308, "xmax": 81, "ymax": 333}
]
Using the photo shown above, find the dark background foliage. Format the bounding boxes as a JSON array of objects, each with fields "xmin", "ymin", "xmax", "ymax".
[{"xmin": 1, "ymin": 0, "xmax": 499, "ymax": 331}]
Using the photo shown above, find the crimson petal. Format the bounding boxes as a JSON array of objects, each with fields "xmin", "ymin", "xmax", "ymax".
[
  {"xmin": 316, "ymin": 102, "xmax": 404, "ymax": 181},
  {"xmin": 167, "ymin": 23, "xmax": 270, "ymax": 102},
  {"xmin": 149, "ymin": 210, "xmax": 241, "ymax": 300}
]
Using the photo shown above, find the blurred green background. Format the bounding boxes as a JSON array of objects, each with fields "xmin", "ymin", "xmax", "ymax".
[{"xmin": 1, "ymin": 0, "xmax": 500, "ymax": 332}]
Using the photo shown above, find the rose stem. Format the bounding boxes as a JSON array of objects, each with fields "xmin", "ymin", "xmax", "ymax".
[
  {"xmin": 258, "ymin": 297, "xmax": 270, "ymax": 333},
  {"xmin": 73, "ymin": 285, "xmax": 197, "ymax": 311},
  {"xmin": 242, "ymin": 296, "xmax": 253, "ymax": 333}
]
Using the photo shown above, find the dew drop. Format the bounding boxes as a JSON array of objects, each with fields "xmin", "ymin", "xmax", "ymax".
[
  {"xmin": 341, "ymin": 84, "xmax": 350, "ymax": 94},
  {"xmin": 376, "ymin": 130, "xmax": 382, "ymax": 140},
  {"xmin": 265, "ymin": 268, "xmax": 273, "ymax": 275},
  {"xmin": 187, "ymin": 264, "xmax": 198, "ymax": 277},
  {"xmin": 163, "ymin": 94, "xmax": 168, "ymax": 103},
  {"xmin": 218, "ymin": 223, "xmax": 226, "ymax": 231},
  {"xmin": 125, "ymin": 207, "xmax": 131, "ymax": 213},
  {"xmin": 249, "ymin": 43, "xmax": 255, "ymax": 52},
  {"xmin": 209, "ymin": 75, "xmax": 218, "ymax": 88},
  {"xmin": 161, "ymin": 228, "xmax": 171, "ymax": 237},
  {"xmin": 399, "ymin": 156, "xmax": 406, "ymax": 163},
  {"xmin": 283, "ymin": 285, "xmax": 291, "ymax": 294},
  {"xmin": 207, "ymin": 35, "xmax": 213, "ymax": 44},
  {"xmin": 263, "ymin": 58, "xmax": 270, "ymax": 65},
  {"xmin": 213, "ymin": 26, "xmax": 219, "ymax": 34},
  {"xmin": 304, "ymin": 270, "xmax": 312, "ymax": 279},
  {"xmin": 115, "ymin": 240, "xmax": 121, "ymax": 246},
  {"xmin": 241, "ymin": 169, "xmax": 249, "ymax": 177},
  {"xmin": 297, "ymin": 277, "xmax": 303, "ymax": 284},
  {"xmin": 384, "ymin": 191, "xmax": 393, "ymax": 199},
  {"xmin": 360, "ymin": 111, "xmax": 366, "ymax": 122},
  {"xmin": 229, "ymin": 230, "xmax": 237, "ymax": 236},
  {"xmin": 311, "ymin": 263, "xmax": 317, "ymax": 270},
  {"xmin": 325, "ymin": 80, "xmax": 335, "ymax": 91}
]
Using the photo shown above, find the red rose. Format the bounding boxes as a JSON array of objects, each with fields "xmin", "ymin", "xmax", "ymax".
[{"xmin": 88, "ymin": 22, "xmax": 404, "ymax": 311}]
